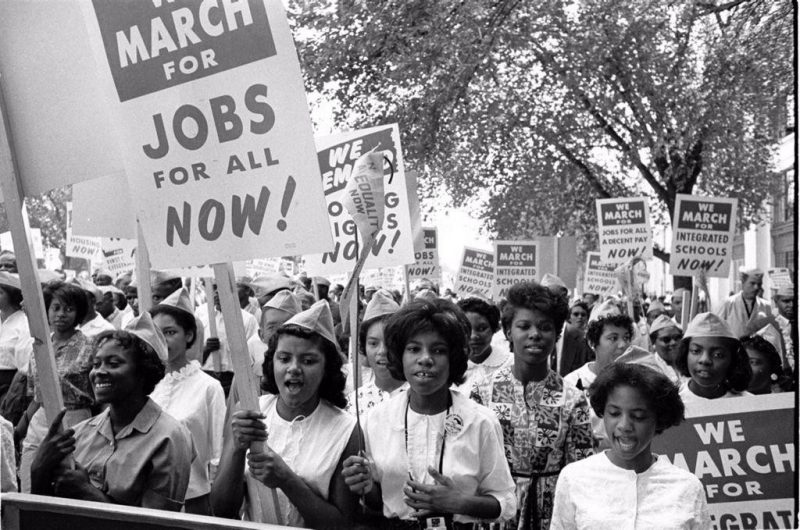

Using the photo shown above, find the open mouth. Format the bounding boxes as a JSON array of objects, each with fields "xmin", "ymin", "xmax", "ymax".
[
  {"xmin": 94, "ymin": 381, "xmax": 113, "ymax": 391},
  {"xmin": 284, "ymin": 380, "xmax": 304, "ymax": 392},
  {"xmin": 615, "ymin": 437, "xmax": 637, "ymax": 452},
  {"xmin": 413, "ymin": 371, "xmax": 437, "ymax": 380}
]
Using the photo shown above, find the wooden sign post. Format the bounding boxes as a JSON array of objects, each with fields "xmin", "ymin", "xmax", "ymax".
[
  {"xmin": 212, "ymin": 262, "xmax": 280, "ymax": 522},
  {"xmin": 0, "ymin": 76, "xmax": 65, "ymax": 426},
  {"xmin": 203, "ymin": 278, "xmax": 222, "ymax": 373},
  {"xmin": 135, "ymin": 222, "xmax": 152, "ymax": 314}
]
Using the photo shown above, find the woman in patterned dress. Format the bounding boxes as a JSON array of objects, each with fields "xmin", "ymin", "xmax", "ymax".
[{"xmin": 472, "ymin": 281, "xmax": 593, "ymax": 529}]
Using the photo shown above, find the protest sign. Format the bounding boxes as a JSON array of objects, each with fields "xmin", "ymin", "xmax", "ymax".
[
  {"xmin": 583, "ymin": 251, "xmax": 617, "ymax": 295},
  {"xmin": 0, "ymin": 229, "xmax": 44, "ymax": 258},
  {"xmin": 81, "ymin": 0, "xmax": 332, "ymax": 269},
  {"xmin": 0, "ymin": 1, "xmax": 125, "ymax": 201},
  {"xmin": 596, "ymin": 197, "xmax": 652, "ymax": 263},
  {"xmin": 65, "ymin": 202, "xmax": 102, "ymax": 260},
  {"xmin": 246, "ymin": 258, "xmax": 281, "ymax": 278},
  {"xmin": 768, "ymin": 268, "xmax": 793, "ymax": 290},
  {"xmin": 670, "ymin": 195, "xmax": 737, "ymax": 278},
  {"xmin": 651, "ymin": 393, "xmax": 795, "ymax": 530},
  {"xmin": 492, "ymin": 240, "xmax": 538, "ymax": 299},
  {"xmin": 303, "ymin": 124, "xmax": 415, "ymax": 275},
  {"xmin": 405, "ymin": 227, "xmax": 442, "ymax": 285},
  {"xmin": 72, "ymin": 174, "xmax": 137, "ymax": 239},
  {"xmin": 453, "ymin": 247, "xmax": 495, "ymax": 299},
  {"xmin": 100, "ymin": 237, "xmax": 136, "ymax": 276}
]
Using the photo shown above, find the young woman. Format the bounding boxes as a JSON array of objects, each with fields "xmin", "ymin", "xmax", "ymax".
[
  {"xmin": 470, "ymin": 282, "xmax": 593, "ymax": 529},
  {"xmin": 20, "ymin": 281, "xmax": 94, "ymax": 492},
  {"xmin": 150, "ymin": 287, "xmax": 226, "ymax": 514},
  {"xmin": 342, "ymin": 298, "xmax": 516, "ymax": 527},
  {"xmin": 0, "ymin": 272, "xmax": 29, "ymax": 401},
  {"xmin": 675, "ymin": 313, "xmax": 752, "ymax": 407},
  {"xmin": 741, "ymin": 334, "xmax": 790, "ymax": 394},
  {"xmin": 31, "ymin": 313, "xmax": 193, "ymax": 510},
  {"xmin": 456, "ymin": 297, "xmax": 509, "ymax": 393},
  {"xmin": 211, "ymin": 300, "xmax": 360, "ymax": 528},
  {"xmin": 568, "ymin": 301, "xmax": 590, "ymax": 331},
  {"xmin": 346, "ymin": 289, "xmax": 406, "ymax": 416},
  {"xmin": 648, "ymin": 315, "xmax": 683, "ymax": 384},
  {"xmin": 551, "ymin": 363, "xmax": 709, "ymax": 529}
]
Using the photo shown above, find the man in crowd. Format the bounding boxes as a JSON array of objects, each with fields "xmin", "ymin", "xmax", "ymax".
[
  {"xmin": 541, "ymin": 273, "xmax": 594, "ymax": 376},
  {"xmin": 717, "ymin": 267, "xmax": 772, "ymax": 338},
  {"xmin": 772, "ymin": 285, "xmax": 795, "ymax": 373}
]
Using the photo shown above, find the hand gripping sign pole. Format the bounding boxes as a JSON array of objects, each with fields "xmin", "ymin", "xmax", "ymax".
[
  {"xmin": 212, "ymin": 262, "xmax": 281, "ymax": 523},
  {"xmin": 0, "ymin": 76, "xmax": 75, "ymax": 470},
  {"xmin": 203, "ymin": 278, "xmax": 222, "ymax": 373}
]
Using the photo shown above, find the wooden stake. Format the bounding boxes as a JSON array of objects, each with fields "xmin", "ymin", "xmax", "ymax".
[
  {"xmin": 0, "ymin": 76, "xmax": 65, "ymax": 427},
  {"xmin": 680, "ymin": 291, "xmax": 691, "ymax": 330},
  {"xmin": 135, "ymin": 222, "xmax": 152, "ymax": 313},
  {"xmin": 203, "ymin": 278, "xmax": 222, "ymax": 373},
  {"xmin": 212, "ymin": 263, "xmax": 280, "ymax": 523}
]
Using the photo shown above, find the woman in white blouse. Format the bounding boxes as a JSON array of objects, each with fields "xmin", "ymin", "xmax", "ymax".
[
  {"xmin": 0, "ymin": 272, "xmax": 29, "ymax": 401},
  {"xmin": 551, "ymin": 363, "xmax": 709, "ymax": 529},
  {"xmin": 342, "ymin": 298, "xmax": 516, "ymax": 528},
  {"xmin": 150, "ymin": 287, "xmax": 226, "ymax": 515}
]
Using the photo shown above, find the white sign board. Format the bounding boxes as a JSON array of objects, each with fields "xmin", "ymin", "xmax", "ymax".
[
  {"xmin": 81, "ymin": 0, "xmax": 332, "ymax": 269},
  {"xmin": 303, "ymin": 124, "xmax": 415, "ymax": 275},
  {"xmin": 453, "ymin": 247, "xmax": 494, "ymax": 300},
  {"xmin": 596, "ymin": 197, "xmax": 652, "ymax": 264},
  {"xmin": 100, "ymin": 237, "xmax": 136, "ymax": 276},
  {"xmin": 670, "ymin": 195, "xmax": 737, "ymax": 278},
  {"xmin": 0, "ymin": 229, "xmax": 44, "ymax": 259},
  {"xmin": 493, "ymin": 240, "xmax": 538, "ymax": 299},
  {"xmin": 583, "ymin": 251, "xmax": 618, "ymax": 296},
  {"xmin": 405, "ymin": 227, "xmax": 441, "ymax": 285},
  {"xmin": 65, "ymin": 202, "xmax": 102, "ymax": 260}
]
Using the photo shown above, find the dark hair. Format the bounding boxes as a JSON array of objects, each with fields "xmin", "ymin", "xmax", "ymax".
[
  {"xmin": 94, "ymin": 330, "xmax": 166, "ymax": 395},
  {"xmin": 149, "ymin": 305, "xmax": 197, "ymax": 348},
  {"xmin": 570, "ymin": 301, "xmax": 590, "ymax": 315},
  {"xmin": 358, "ymin": 314, "xmax": 392, "ymax": 357},
  {"xmin": 500, "ymin": 282, "xmax": 569, "ymax": 339},
  {"xmin": 586, "ymin": 314, "xmax": 634, "ymax": 349},
  {"xmin": 740, "ymin": 335, "xmax": 784, "ymax": 379},
  {"xmin": 674, "ymin": 336, "xmax": 752, "ymax": 392},
  {"xmin": 384, "ymin": 299, "xmax": 470, "ymax": 386},
  {"xmin": 457, "ymin": 297, "xmax": 501, "ymax": 334},
  {"xmin": 0, "ymin": 284, "xmax": 23, "ymax": 310},
  {"xmin": 261, "ymin": 324, "xmax": 347, "ymax": 409},
  {"xmin": 589, "ymin": 363, "xmax": 684, "ymax": 435},
  {"xmin": 44, "ymin": 282, "xmax": 89, "ymax": 328}
]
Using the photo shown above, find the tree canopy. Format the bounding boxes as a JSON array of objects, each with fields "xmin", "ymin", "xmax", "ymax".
[{"xmin": 294, "ymin": 0, "xmax": 793, "ymax": 267}]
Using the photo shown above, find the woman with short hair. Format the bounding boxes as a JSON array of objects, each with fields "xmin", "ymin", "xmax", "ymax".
[
  {"xmin": 31, "ymin": 313, "xmax": 193, "ymax": 510},
  {"xmin": 20, "ymin": 281, "xmax": 93, "ymax": 492},
  {"xmin": 741, "ymin": 334, "xmax": 791, "ymax": 394},
  {"xmin": 456, "ymin": 296, "xmax": 509, "ymax": 393},
  {"xmin": 470, "ymin": 282, "xmax": 593, "ymax": 529},
  {"xmin": 343, "ymin": 298, "xmax": 516, "ymax": 527},
  {"xmin": 551, "ymin": 363, "xmax": 709, "ymax": 529}
]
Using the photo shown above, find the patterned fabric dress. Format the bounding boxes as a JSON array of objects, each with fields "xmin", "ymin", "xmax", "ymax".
[{"xmin": 472, "ymin": 365, "xmax": 593, "ymax": 530}]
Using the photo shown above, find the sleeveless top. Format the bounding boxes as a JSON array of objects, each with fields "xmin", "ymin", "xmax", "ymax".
[{"xmin": 244, "ymin": 394, "xmax": 356, "ymax": 527}]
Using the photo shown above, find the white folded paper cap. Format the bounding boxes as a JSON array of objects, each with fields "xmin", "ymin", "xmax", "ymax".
[{"xmin": 124, "ymin": 311, "xmax": 169, "ymax": 363}]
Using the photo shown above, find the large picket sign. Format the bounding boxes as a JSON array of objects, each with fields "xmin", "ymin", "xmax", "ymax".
[
  {"xmin": 303, "ymin": 124, "xmax": 415, "ymax": 275},
  {"xmin": 453, "ymin": 247, "xmax": 494, "ymax": 299},
  {"xmin": 670, "ymin": 194, "xmax": 737, "ymax": 278},
  {"xmin": 492, "ymin": 240, "xmax": 538, "ymax": 299},
  {"xmin": 72, "ymin": 174, "xmax": 137, "ymax": 239},
  {"xmin": 651, "ymin": 393, "xmax": 795, "ymax": 530},
  {"xmin": 583, "ymin": 251, "xmax": 617, "ymax": 295},
  {"xmin": 0, "ymin": 229, "xmax": 44, "ymax": 258},
  {"xmin": 100, "ymin": 237, "xmax": 136, "ymax": 276},
  {"xmin": 80, "ymin": 0, "xmax": 332, "ymax": 269},
  {"xmin": 405, "ymin": 227, "xmax": 441, "ymax": 284},
  {"xmin": 65, "ymin": 202, "xmax": 102, "ymax": 260},
  {"xmin": 596, "ymin": 197, "xmax": 653, "ymax": 264}
]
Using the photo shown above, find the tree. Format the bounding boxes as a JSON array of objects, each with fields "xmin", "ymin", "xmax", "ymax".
[
  {"xmin": 294, "ymin": 0, "xmax": 793, "ymax": 286},
  {"xmin": 0, "ymin": 186, "xmax": 70, "ymax": 264}
]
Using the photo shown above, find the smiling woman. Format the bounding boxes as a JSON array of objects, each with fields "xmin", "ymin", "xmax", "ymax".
[
  {"xmin": 342, "ymin": 299, "xmax": 516, "ymax": 528},
  {"xmin": 30, "ymin": 313, "xmax": 193, "ymax": 511}
]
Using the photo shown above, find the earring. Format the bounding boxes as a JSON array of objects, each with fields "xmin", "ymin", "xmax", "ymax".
[{"xmin": 770, "ymin": 373, "xmax": 778, "ymax": 382}]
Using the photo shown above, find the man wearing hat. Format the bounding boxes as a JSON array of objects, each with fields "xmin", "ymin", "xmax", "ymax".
[
  {"xmin": 247, "ymin": 291, "xmax": 302, "ymax": 378},
  {"xmin": 96, "ymin": 285, "xmax": 125, "ymax": 329},
  {"xmin": 717, "ymin": 267, "xmax": 773, "ymax": 338},
  {"xmin": 313, "ymin": 276, "xmax": 341, "ymax": 327},
  {"xmin": 772, "ymin": 285, "xmax": 795, "ymax": 373},
  {"xmin": 249, "ymin": 274, "xmax": 293, "ymax": 307},
  {"xmin": 75, "ymin": 279, "xmax": 116, "ymax": 338}
]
